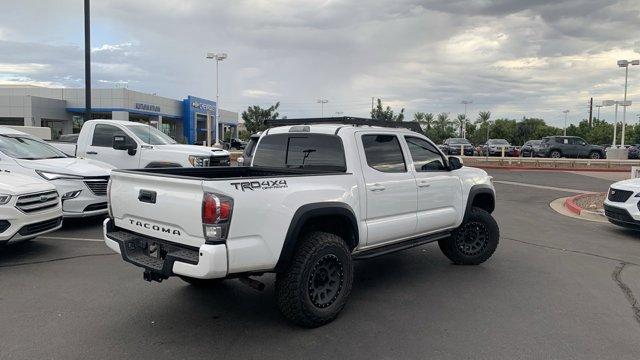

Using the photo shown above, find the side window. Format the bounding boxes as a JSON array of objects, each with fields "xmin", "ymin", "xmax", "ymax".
[
  {"xmin": 91, "ymin": 124, "xmax": 125, "ymax": 147},
  {"xmin": 362, "ymin": 134, "xmax": 406, "ymax": 173},
  {"xmin": 252, "ymin": 133, "xmax": 346, "ymax": 171},
  {"xmin": 405, "ymin": 136, "xmax": 446, "ymax": 172}
]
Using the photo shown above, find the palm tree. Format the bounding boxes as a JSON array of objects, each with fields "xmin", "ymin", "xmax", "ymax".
[
  {"xmin": 476, "ymin": 110, "xmax": 491, "ymax": 124},
  {"xmin": 413, "ymin": 112, "xmax": 434, "ymax": 131},
  {"xmin": 435, "ymin": 112, "xmax": 450, "ymax": 131}
]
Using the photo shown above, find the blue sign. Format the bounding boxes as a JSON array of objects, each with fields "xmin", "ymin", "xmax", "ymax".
[{"xmin": 183, "ymin": 96, "xmax": 217, "ymax": 144}]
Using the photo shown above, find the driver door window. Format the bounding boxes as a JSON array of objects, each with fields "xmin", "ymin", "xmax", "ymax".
[{"xmin": 86, "ymin": 124, "xmax": 139, "ymax": 168}]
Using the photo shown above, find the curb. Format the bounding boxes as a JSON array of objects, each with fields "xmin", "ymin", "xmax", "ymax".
[
  {"xmin": 473, "ymin": 165, "xmax": 630, "ymax": 172},
  {"xmin": 563, "ymin": 193, "xmax": 606, "ymax": 218}
]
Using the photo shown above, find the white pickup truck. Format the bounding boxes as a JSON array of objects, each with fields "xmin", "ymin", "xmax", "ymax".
[
  {"xmin": 0, "ymin": 169, "xmax": 63, "ymax": 245},
  {"xmin": 104, "ymin": 123, "xmax": 499, "ymax": 327},
  {"xmin": 51, "ymin": 120, "xmax": 230, "ymax": 168}
]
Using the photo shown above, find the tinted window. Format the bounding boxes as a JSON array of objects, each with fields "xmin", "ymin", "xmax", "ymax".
[
  {"xmin": 243, "ymin": 137, "xmax": 258, "ymax": 157},
  {"xmin": 92, "ymin": 124, "xmax": 126, "ymax": 147},
  {"xmin": 252, "ymin": 133, "xmax": 346, "ymax": 171},
  {"xmin": 405, "ymin": 137, "xmax": 446, "ymax": 171},
  {"xmin": 362, "ymin": 134, "xmax": 406, "ymax": 173}
]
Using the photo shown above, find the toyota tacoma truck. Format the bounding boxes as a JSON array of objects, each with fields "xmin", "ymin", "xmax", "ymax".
[
  {"xmin": 50, "ymin": 120, "xmax": 230, "ymax": 168},
  {"xmin": 104, "ymin": 123, "xmax": 499, "ymax": 327}
]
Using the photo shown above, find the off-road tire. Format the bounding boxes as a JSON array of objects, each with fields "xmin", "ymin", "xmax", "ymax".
[
  {"xmin": 550, "ymin": 150, "xmax": 562, "ymax": 158},
  {"xmin": 179, "ymin": 276, "xmax": 225, "ymax": 287},
  {"xmin": 275, "ymin": 231, "xmax": 353, "ymax": 328},
  {"xmin": 439, "ymin": 207, "xmax": 499, "ymax": 265},
  {"xmin": 589, "ymin": 151, "xmax": 602, "ymax": 159}
]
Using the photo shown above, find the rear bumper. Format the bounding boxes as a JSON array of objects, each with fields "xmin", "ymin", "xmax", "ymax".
[{"xmin": 103, "ymin": 218, "xmax": 228, "ymax": 279}]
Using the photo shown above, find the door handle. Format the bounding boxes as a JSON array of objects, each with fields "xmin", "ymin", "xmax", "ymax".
[
  {"xmin": 86, "ymin": 151, "xmax": 98, "ymax": 155},
  {"xmin": 417, "ymin": 181, "xmax": 431, "ymax": 188},
  {"xmin": 369, "ymin": 183, "xmax": 386, "ymax": 192}
]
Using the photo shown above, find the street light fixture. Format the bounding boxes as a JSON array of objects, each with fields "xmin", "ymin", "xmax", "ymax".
[
  {"xmin": 461, "ymin": 100, "xmax": 472, "ymax": 138},
  {"xmin": 205, "ymin": 52, "xmax": 228, "ymax": 146},
  {"xmin": 317, "ymin": 98, "xmax": 328, "ymax": 118},
  {"xmin": 562, "ymin": 110, "xmax": 569, "ymax": 136},
  {"xmin": 617, "ymin": 59, "xmax": 639, "ymax": 147}
]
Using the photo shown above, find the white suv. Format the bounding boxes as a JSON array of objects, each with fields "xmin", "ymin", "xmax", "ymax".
[
  {"xmin": 0, "ymin": 170, "xmax": 63, "ymax": 245},
  {"xmin": 604, "ymin": 178, "xmax": 640, "ymax": 229}
]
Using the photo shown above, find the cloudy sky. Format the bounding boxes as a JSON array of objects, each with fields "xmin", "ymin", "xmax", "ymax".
[{"xmin": 1, "ymin": 0, "xmax": 640, "ymax": 127}]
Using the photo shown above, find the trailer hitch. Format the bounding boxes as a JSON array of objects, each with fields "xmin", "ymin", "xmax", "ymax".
[{"xmin": 143, "ymin": 271, "xmax": 168, "ymax": 283}]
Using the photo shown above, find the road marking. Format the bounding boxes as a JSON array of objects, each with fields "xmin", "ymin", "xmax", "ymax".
[
  {"xmin": 493, "ymin": 180, "xmax": 591, "ymax": 194},
  {"xmin": 38, "ymin": 236, "xmax": 103, "ymax": 242}
]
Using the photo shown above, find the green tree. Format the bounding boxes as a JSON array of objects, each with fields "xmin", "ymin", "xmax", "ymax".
[
  {"xmin": 413, "ymin": 112, "xmax": 434, "ymax": 131},
  {"xmin": 241, "ymin": 102, "xmax": 282, "ymax": 134},
  {"xmin": 371, "ymin": 98, "xmax": 405, "ymax": 122},
  {"xmin": 455, "ymin": 114, "xmax": 467, "ymax": 137},
  {"xmin": 476, "ymin": 111, "xmax": 491, "ymax": 125}
]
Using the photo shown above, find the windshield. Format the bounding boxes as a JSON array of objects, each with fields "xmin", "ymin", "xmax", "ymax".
[
  {"xmin": 489, "ymin": 139, "xmax": 509, "ymax": 145},
  {"xmin": 449, "ymin": 138, "xmax": 471, "ymax": 144},
  {"xmin": 124, "ymin": 125, "xmax": 177, "ymax": 145},
  {"xmin": 0, "ymin": 134, "xmax": 68, "ymax": 160}
]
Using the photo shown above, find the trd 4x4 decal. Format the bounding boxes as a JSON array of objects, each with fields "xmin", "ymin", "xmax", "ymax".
[{"xmin": 230, "ymin": 179, "xmax": 288, "ymax": 191}]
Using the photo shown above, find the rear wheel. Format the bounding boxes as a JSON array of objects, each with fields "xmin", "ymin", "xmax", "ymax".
[
  {"xmin": 589, "ymin": 151, "xmax": 602, "ymax": 159},
  {"xmin": 550, "ymin": 150, "xmax": 562, "ymax": 158},
  {"xmin": 439, "ymin": 207, "xmax": 499, "ymax": 265},
  {"xmin": 275, "ymin": 231, "xmax": 353, "ymax": 327}
]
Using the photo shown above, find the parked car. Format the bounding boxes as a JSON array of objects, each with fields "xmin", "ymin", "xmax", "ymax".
[
  {"xmin": 441, "ymin": 138, "xmax": 474, "ymax": 156},
  {"xmin": 537, "ymin": 136, "xmax": 605, "ymax": 159},
  {"xmin": 604, "ymin": 178, "xmax": 640, "ymax": 230},
  {"xmin": 57, "ymin": 134, "xmax": 79, "ymax": 143},
  {"xmin": 236, "ymin": 133, "xmax": 261, "ymax": 166},
  {"xmin": 49, "ymin": 120, "xmax": 230, "ymax": 168},
  {"xmin": 0, "ymin": 127, "xmax": 113, "ymax": 218},
  {"xmin": 0, "ymin": 170, "xmax": 63, "ymax": 245},
  {"xmin": 104, "ymin": 122, "xmax": 499, "ymax": 327},
  {"xmin": 626, "ymin": 145, "xmax": 640, "ymax": 159},
  {"xmin": 223, "ymin": 138, "xmax": 246, "ymax": 150},
  {"xmin": 480, "ymin": 139, "xmax": 515, "ymax": 156},
  {"xmin": 520, "ymin": 140, "xmax": 542, "ymax": 157}
]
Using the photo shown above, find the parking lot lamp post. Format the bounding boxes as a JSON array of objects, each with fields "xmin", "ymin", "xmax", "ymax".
[
  {"xmin": 206, "ymin": 52, "xmax": 227, "ymax": 146},
  {"xmin": 562, "ymin": 110, "xmax": 569, "ymax": 136},
  {"xmin": 485, "ymin": 120, "xmax": 492, "ymax": 161},
  {"xmin": 618, "ymin": 60, "xmax": 639, "ymax": 147},
  {"xmin": 601, "ymin": 100, "xmax": 616, "ymax": 146},
  {"xmin": 317, "ymin": 98, "xmax": 328, "ymax": 118},
  {"xmin": 595, "ymin": 104, "xmax": 602, "ymax": 122},
  {"xmin": 461, "ymin": 100, "xmax": 472, "ymax": 138}
]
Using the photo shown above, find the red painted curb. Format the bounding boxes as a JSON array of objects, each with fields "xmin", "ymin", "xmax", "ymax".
[
  {"xmin": 473, "ymin": 165, "xmax": 630, "ymax": 172},
  {"xmin": 564, "ymin": 195, "xmax": 584, "ymax": 215}
]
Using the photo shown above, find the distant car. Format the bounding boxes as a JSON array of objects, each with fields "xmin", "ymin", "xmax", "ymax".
[
  {"xmin": 520, "ymin": 140, "xmax": 542, "ymax": 157},
  {"xmin": 625, "ymin": 145, "xmax": 640, "ymax": 159},
  {"xmin": 480, "ymin": 139, "xmax": 515, "ymax": 156},
  {"xmin": 236, "ymin": 133, "xmax": 261, "ymax": 166},
  {"xmin": 537, "ymin": 136, "xmax": 605, "ymax": 159},
  {"xmin": 441, "ymin": 138, "xmax": 474, "ymax": 156},
  {"xmin": 604, "ymin": 178, "xmax": 640, "ymax": 230},
  {"xmin": 223, "ymin": 138, "xmax": 246, "ymax": 150}
]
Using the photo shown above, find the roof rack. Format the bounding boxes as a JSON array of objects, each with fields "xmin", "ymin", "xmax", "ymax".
[{"xmin": 264, "ymin": 116, "xmax": 424, "ymax": 134}]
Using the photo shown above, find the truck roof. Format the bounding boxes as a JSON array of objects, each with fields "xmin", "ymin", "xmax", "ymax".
[
  {"xmin": 85, "ymin": 119, "xmax": 140, "ymax": 125},
  {"xmin": 0, "ymin": 126, "xmax": 29, "ymax": 136},
  {"xmin": 265, "ymin": 123, "xmax": 417, "ymax": 136}
]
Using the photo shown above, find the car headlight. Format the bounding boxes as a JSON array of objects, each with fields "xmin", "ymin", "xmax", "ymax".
[
  {"xmin": 0, "ymin": 193, "xmax": 11, "ymax": 205},
  {"xmin": 36, "ymin": 170, "xmax": 83, "ymax": 181},
  {"xmin": 188, "ymin": 155, "xmax": 211, "ymax": 167}
]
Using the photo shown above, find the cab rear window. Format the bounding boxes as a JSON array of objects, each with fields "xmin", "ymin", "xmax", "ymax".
[{"xmin": 252, "ymin": 133, "xmax": 346, "ymax": 171}]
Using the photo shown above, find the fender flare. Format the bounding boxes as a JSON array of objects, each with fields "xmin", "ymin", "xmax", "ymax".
[
  {"xmin": 274, "ymin": 202, "xmax": 358, "ymax": 272},
  {"xmin": 464, "ymin": 184, "xmax": 495, "ymax": 220}
]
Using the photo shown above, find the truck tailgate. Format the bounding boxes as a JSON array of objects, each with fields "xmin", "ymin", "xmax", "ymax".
[{"xmin": 109, "ymin": 171, "xmax": 206, "ymax": 248}]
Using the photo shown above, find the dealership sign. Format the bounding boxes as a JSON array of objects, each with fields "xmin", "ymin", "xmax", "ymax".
[
  {"xmin": 135, "ymin": 103, "xmax": 161, "ymax": 112},
  {"xmin": 191, "ymin": 101, "xmax": 215, "ymax": 112}
]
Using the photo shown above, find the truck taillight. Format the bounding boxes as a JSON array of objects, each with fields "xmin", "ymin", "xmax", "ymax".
[
  {"xmin": 107, "ymin": 178, "xmax": 113, "ymax": 218},
  {"xmin": 202, "ymin": 192, "xmax": 233, "ymax": 243}
]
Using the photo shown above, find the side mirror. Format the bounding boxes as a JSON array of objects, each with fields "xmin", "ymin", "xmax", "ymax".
[
  {"xmin": 448, "ymin": 156, "xmax": 463, "ymax": 170},
  {"xmin": 112, "ymin": 135, "xmax": 137, "ymax": 156}
]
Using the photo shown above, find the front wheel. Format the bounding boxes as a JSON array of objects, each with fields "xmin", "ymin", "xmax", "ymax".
[
  {"xmin": 439, "ymin": 207, "xmax": 499, "ymax": 265},
  {"xmin": 275, "ymin": 231, "xmax": 353, "ymax": 328},
  {"xmin": 589, "ymin": 151, "xmax": 602, "ymax": 159},
  {"xmin": 550, "ymin": 150, "xmax": 562, "ymax": 158}
]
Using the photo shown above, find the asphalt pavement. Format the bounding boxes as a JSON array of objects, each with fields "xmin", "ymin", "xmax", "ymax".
[{"xmin": 1, "ymin": 170, "xmax": 640, "ymax": 359}]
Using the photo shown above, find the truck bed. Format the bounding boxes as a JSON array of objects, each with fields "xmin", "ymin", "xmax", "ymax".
[{"xmin": 116, "ymin": 166, "xmax": 348, "ymax": 180}]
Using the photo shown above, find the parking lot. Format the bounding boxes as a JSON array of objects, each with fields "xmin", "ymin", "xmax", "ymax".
[{"xmin": 2, "ymin": 169, "xmax": 640, "ymax": 359}]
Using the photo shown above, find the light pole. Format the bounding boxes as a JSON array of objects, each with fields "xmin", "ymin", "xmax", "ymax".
[
  {"xmin": 618, "ymin": 59, "xmax": 639, "ymax": 147},
  {"xmin": 317, "ymin": 98, "xmax": 328, "ymax": 118},
  {"xmin": 485, "ymin": 120, "xmax": 492, "ymax": 161},
  {"xmin": 206, "ymin": 52, "xmax": 228, "ymax": 145},
  {"xmin": 461, "ymin": 100, "xmax": 472, "ymax": 138},
  {"xmin": 562, "ymin": 110, "xmax": 569, "ymax": 135},
  {"xmin": 595, "ymin": 104, "xmax": 603, "ymax": 122}
]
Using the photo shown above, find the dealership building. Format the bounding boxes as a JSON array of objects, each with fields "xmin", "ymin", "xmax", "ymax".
[{"xmin": 0, "ymin": 86, "xmax": 238, "ymax": 143}]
